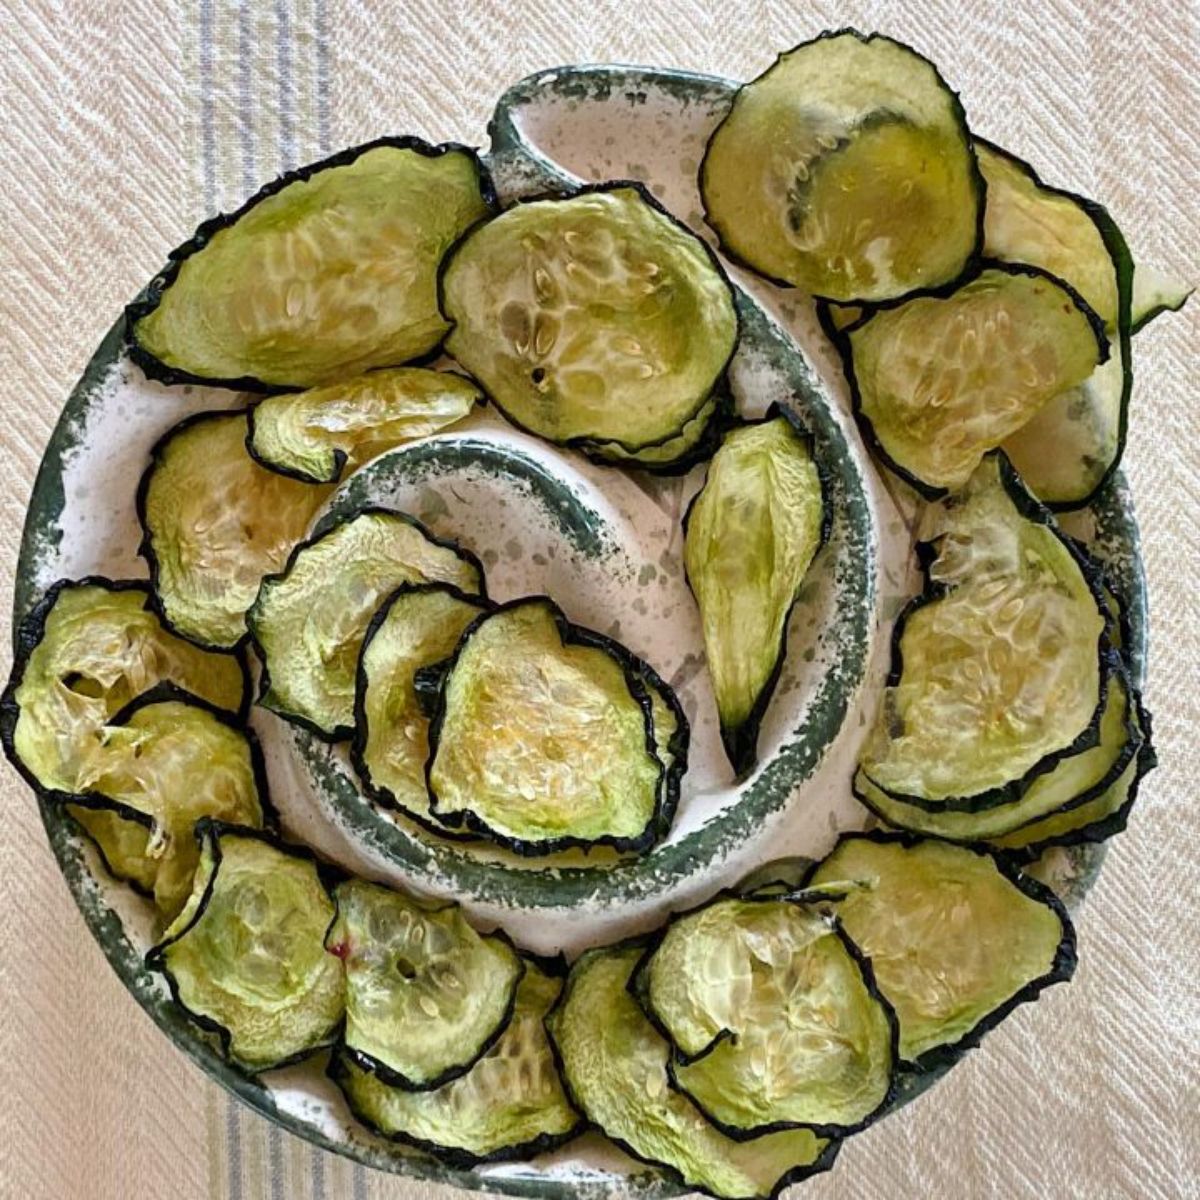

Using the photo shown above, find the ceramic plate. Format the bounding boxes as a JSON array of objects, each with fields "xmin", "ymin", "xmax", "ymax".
[{"xmin": 13, "ymin": 64, "xmax": 1147, "ymax": 1197}]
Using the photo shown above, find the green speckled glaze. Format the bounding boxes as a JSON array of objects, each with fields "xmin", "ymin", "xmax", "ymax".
[{"xmin": 10, "ymin": 63, "xmax": 1148, "ymax": 1197}]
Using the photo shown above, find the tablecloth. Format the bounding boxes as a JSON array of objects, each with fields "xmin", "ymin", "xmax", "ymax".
[{"xmin": 1, "ymin": 2, "xmax": 1196, "ymax": 1198}]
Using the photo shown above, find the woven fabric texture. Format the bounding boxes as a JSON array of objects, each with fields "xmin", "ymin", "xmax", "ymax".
[{"xmin": 1, "ymin": 2, "xmax": 1196, "ymax": 1198}]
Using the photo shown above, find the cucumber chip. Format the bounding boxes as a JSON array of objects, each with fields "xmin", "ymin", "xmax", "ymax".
[
  {"xmin": 1, "ymin": 579, "xmax": 249, "ymax": 797},
  {"xmin": 352, "ymin": 584, "xmax": 491, "ymax": 836},
  {"xmin": 147, "ymin": 822, "xmax": 344, "ymax": 1073},
  {"xmin": 425, "ymin": 597, "xmax": 672, "ymax": 855},
  {"xmin": 328, "ymin": 878, "xmax": 524, "ymax": 1090},
  {"xmin": 547, "ymin": 945, "xmax": 839, "ymax": 1200},
  {"xmin": 701, "ymin": 30, "xmax": 982, "ymax": 303},
  {"xmin": 684, "ymin": 410, "xmax": 827, "ymax": 774},
  {"xmin": 805, "ymin": 833, "xmax": 1076, "ymax": 1066},
  {"xmin": 66, "ymin": 686, "xmax": 270, "ymax": 921},
  {"xmin": 138, "ymin": 411, "xmax": 333, "ymax": 649},
  {"xmin": 129, "ymin": 138, "xmax": 496, "ymax": 390},
  {"xmin": 634, "ymin": 895, "xmax": 896, "ymax": 1138},
  {"xmin": 859, "ymin": 454, "xmax": 1108, "ymax": 812},
  {"xmin": 248, "ymin": 367, "xmax": 480, "ymax": 485},
  {"xmin": 844, "ymin": 264, "xmax": 1108, "ymax": 495},
  {"xmin": 1130, "ymin": 262, "xmax": 1192, "ymax": 334},
  {"xmin": 441, "ymin": 183, "xmax": 738, "ymax": 452},
  {"xmin": 329, "ymin": 958, "xmax": 582, "ymax": 1166},
  {"xmin": 249, "ymin": 509, "xmax": 484, "ymax": 739}
]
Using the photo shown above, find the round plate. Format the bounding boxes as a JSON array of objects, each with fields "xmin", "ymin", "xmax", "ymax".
[{"xmin": 13, "ymin": 64, "xmax": 1147, "ymax": 1197}]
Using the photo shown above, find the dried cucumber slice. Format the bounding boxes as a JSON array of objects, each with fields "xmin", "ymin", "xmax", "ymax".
[
  {"xmin": 582, "ymin": 392, "xmax": 730, "ymax": 474},
  {"xmin": 138, "ymin": 412, "xmax": 333, "ymax": 649},
  {"xmin": 68, "ymin": 805, "xmax": 158, "ymax": 895},
  {"xmin": 859, "ymin": 454, "xmax": 1108, "ymax": 812},
  {"xmin": 248, "ymin": 368, "xmax": 480, "ymax": 485},
  {"xmin": 128, "ymin": 138, "xmax": 495, "ymax": 390},
  {"xmin": 425, "ymin": 597, "xmax": 669, "ymax": 855},
  {"xmin": 249, "ymin": 509, "xmax": 483, "ymax": 739},
  {"xmin": 1130, "ymin": 263, "xmax": 1192, "ymax": 334},
  {"xmin": 634, "ymin": 895, "xmax": 896, "ymax": 1137},
  {"xmin": 327, "ymin": 878, "xmax": 524, "ymax": 1090},
  {"xmin": 441, "ymin": 183, "xmax": 738, "ymax": 452},
  {"xmin": 546, "ymin": 944, "xmax": 838, "ymax": 1200},
  {"xmin": 684, "ymin": 411, "xmax": 826, "ymax": 774},
  {"xmin": 147, "ymin": 822, "xmax": 344, "ymax": 1073},
  {"xmin": 1, "ymin": 579, "xmax": 248, "ymax": 796},
  {"xmin": 856, "ymin": 658, "xmax": 1139, "ymax": 842},
  {"xmin": 975, "ymin": 140, "xmax": 1134, "ymax": 509},
  {"xmin": 700, "ymin": 30, "xmax": 982, "ymax": 303},
  {"xmin": 805, "ymin": 833, "xmax": 1076, "ymax": 1066},
  {"xmin": 844, "ymin": 263, "xmax": 1107, "ymax": 494},
  {"xmin": 352, "ymin": 584, "xmax": 490, "ymax": 836},
  {"xmin": 329, "ymin": 958, "xmax": 582, "ymax": 1166},
  {"xmin": 988, "ymin": 694, "xmax": 1155, "ymax": 856},
  {"xmin": 67, "ymin": 686, "xmax": 269, "ymax": 920}
]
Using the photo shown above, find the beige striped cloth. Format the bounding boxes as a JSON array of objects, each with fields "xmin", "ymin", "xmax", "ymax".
[{"xmin": 1, "ymin": 2, "xmax": 1196, "ymax": 1198}]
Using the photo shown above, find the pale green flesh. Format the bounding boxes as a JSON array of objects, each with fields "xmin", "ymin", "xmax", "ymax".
[
  {"xmin": 585, "ymin": 394, "xmax": 720, "ymax": 468},
  {"xmin": 10, "ymin": 583, "xmax": 246, "ymax": 794},
  {"xmin": 74, "ymin": 700, "xmax": 266, "ymax": 921},
  {"xmin": 685, "ymin": 417, "xmax": 824, "ymax": 761},
  {"xmin": 143, "ymin": 413, "xmax": 333, "ymax": 647},
  {"xmin": 135, "ymin": 146, "xmax": 493, "ymax": 388},
  {"xmin": 702, "ymin": 32, "xmax": 979, "ymax": 302},
  {"xmin": 428, "ymin": 600, "xmax": 662, "ymax": 847},
  {"xmin": 850, "ymin": 269, "xmax": 1103, "ymax": 492},
  {"xmin": 334, "ymin": 962, "xmax": 578, "ymax": 1157},
  {"xmin": 989, "ymin": 700, "xmax": 1145, "ymax": 850},
  {"xmin": 358, "ymin": 587, "xmax": 487, "ymax": 824},
  {"xmin": 808, "ymin": 838, "xmax": 1066, "ymax": 1062},
  {"xmin": 646, "ymin": 684, "xmax": 680, "ymax": 805},
  {"xmin": 250, "ymin": 512, "xmax": 482, "ymax": 736},
  {"xmin": 443, "ymin": 187, "xmax": 737, "ymax": 449},
  {"xmin": 978, "ymin": 144, "xmax": 1119, "ymax": 328},
  {"xmin": 1130, "ymin": 262, "xmax": 1192, "ymax": 332},
  {"xmin": 823, "ymin": 304, "xmax": 862, "ymax": 333},
  {"xmin": 156, "ymin": 831, "xmax": 344, "ymax": 1071},
  {"xmin": 69, "ymin": 805, "xmax": 158, "ymax": 893},
  {"xmin": 861, "ymin": 456, "xmax": 1105, "ymax": 805},
  {"xmin": 646, "ymin": 899, "xmax": 893, "ymax": 1132},
  {"xmin": 1001, "ymin": 349, "xmax": 1124, "ymax": 507},
  {"xmin": 250, "ymin": 368, "xmax": 480, "ymax": 484},
  {"xmin": 330, "ymin": 879, "xmax": 523, "ymax": 1087},
  {"xmin": 859, "ymin": 670, "xmax": 1132, "ymax": 841},
  {"xmin": 548, "ymin": 946, "xmax": 831, "ymax": 1200}
]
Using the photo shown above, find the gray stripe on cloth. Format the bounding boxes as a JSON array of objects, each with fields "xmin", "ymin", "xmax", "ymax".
[
  {"xmin": 310, "ymin": 1143, "xmax": 327, "ymax": 1199},
  {"xmin": 236, "ymin": 0, "xmax": 257, "ymax": 195},
  {"xmin": 314, "ymin": 0, "xmax": 331, "ymax": 153},
  {"xmin": 274, "ymin": 0, "xmax": 297, "ymax": 171},
  {"xmin": 353, "ymin": 1162, "xmax": 369, "ymax": 1200},
  {"xmin": 199, "ymin": 0, "xmax": 216, "ymax": 214},
  {"xmin": 225, "ymin": 1095, "xmax": 243, "ymax": 1200}
]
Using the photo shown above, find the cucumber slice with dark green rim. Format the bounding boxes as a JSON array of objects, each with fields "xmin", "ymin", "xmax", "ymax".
[
  {"xmin": 632, "ymin": 895, "xmax": 896, "ymax": 1138},
  {"xmin": 1, "ymin": 578, "xmax": 249, "ymax": 797},
  {"xmin": 974, "ymin": 140, "xmax": 1134, "ymax": 510},
  {"xmin": 859, "ymin": 453, "xmax": 1108, "ymax": 813},
  {"xmin": 636, "ymin": 656, "xmax": 690, "ymax": 835},
  {"xmin": 856, "ymin": 657, "xmax": 1141, "ymax": 842},
  {"xmin": 684, "ymin": 409, "xmax": 827, "ymax": 774},
  {"xmin": 352, "ymin": 583, "xmax": 491, "ymax": 837},
  {"xmin": 988, "ymin": 694, "xmax": 1155, "ymax": 856},
  {"xmin": 128, "ymin": 137, "xmax": 496, "ymax": 391},
  {"xmin": 700, "ymin": 29, "xmax": 983, "ymax": 304},
  {"xmin": 425, "ymin": 597, "xmax": 672, "ymax": 855},
  {"xmin": 546, "ymin": 944, "xmax": 839, "ymax": 1200},
  {"xmin": 843, "ymin": 263, "xmax": 1108, "ymax": 495},
  {"xmin": 249, "ymin": 508, "xmax": 484, "ymax": 740},
  {"xmin": 138, "ymin": 411, "xmax": 333, "ymax": 650},
  {"xmin": 581, "ymin": 392, "xmax": 732, "ymax": 474},
  {"xmin": 146, "ymin": 821, "xmax": 345, "ymax": 1073},
  {"xmin": 64, "ymin": 684, "xmax": 271, "ymax": 921},
  {"xmin": 68, "ymin": 804, "xmax": 158, "ymax": 896},
  {"xmin": 327, "ymin": 878, "xmax": 524, "ymax": 1090},
  {"xmin": 247, "ymin": 368, "xmax": 481, "ymax": 485},
  {"xmin": 804, "ymin": 832, "xmax": 1076, "ymax": 1068},
  {"xmin": 329, "ymin": 957, "xmax": 582, "ymax": 1166},
  {"xmin": 1130, "ymin": 263, "xmax": 1192, "ymax": 334},
  {"xmin": 441, "ymin": 182, "xmax": 738, "ymax": 452}
]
